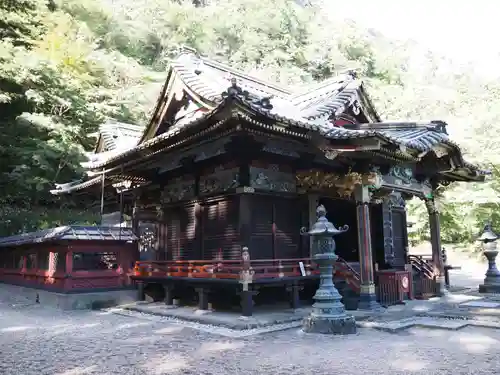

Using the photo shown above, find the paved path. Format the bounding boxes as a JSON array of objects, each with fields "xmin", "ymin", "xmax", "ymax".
[{"xmin": 1, "ymin": 289, "xmax": 500, "ymax": 375}]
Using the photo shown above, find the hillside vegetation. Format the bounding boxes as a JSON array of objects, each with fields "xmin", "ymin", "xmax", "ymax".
[{"xmin": 1, "ymin": 0, "xmax": 499, "ymax": 242}]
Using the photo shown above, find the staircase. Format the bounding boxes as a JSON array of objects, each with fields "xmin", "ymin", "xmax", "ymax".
[
  {"xmin": 408, "ymin": 254, "xmax": 437, "ymax": 299},
  {"xmin": 334, "ymin": 258, "xmax": 361, "ymax": 310}
]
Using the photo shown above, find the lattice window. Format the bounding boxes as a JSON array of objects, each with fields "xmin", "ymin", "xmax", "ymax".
[
  {"xmin": 26, "ymin": 253, "xmax": 36, "ymax": 269},
  {"xmin": 72, "ymin": 252, "xmax": 118, "ymax": 271},
  {"xmin": 38, "ymin": 250, "xmax": 50, "ymax": 271}
]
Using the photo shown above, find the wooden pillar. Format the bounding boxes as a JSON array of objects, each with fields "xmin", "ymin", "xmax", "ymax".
[
  {"xmin": 163, "ymin": 284, "xmax": 174, "ymax": 306},
  {"xmin": 64, "ymin": 251, "xmax": 73, "ymax": 291},
  {"xmin": 239, "ymin": 194, "xmax": 252, "ymax": 249},
  {"xmin": 308, "ymin": 193, "xmax": 319, "ymax": 257},
  {"xmin": 195, "ymin": 288, "xmax": 209, "ymax": 310},
  {"xmin": 425, "ymin": 198, "xmax": 446, "ymax": 296},
  {"xmin": 65, "ymin": 251, "xmax": 73, "ymax": 274},
  {"xmin": 354, "ymin": 185, "xmax": 381, "ymax": 310},
  {"xmin": 287, "ymin": 281, "xmax": 301, "ymax": 309},
  {"xmin": 137, "ymin": 282, "xmax": 145, "ymax": 301}
]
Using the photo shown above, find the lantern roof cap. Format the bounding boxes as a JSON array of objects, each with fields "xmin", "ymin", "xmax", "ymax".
[
  {"xmin": 478, "ymin": 222, "xmax": 498, "ymax": 242},
  {"xmin": 301, "ymin": 205, "xmax": 349, "ymax": 236}
]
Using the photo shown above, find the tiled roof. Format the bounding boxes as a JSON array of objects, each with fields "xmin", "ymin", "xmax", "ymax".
[
  {"xmin": 50, "ymin": 177, "xmax": 102, "ymax": 195},
  {"xmin": 165, "ymin": 52, "xmax": 370, "ymax": 127},
  {"xmin": 50, "ymin": 175, "xmax": 149, "ymax": 195},
  {"xmin": 51, "ymin": 50, "xmax": 484, "ymax": 193},
  {"xmin": 95, "ymin": 120, "xmax": 143, "ymax": 152},
  {"xmin": 0, "ymin": 226, "xmax": 137, "ymax": 247},
  {"xmin": 323, "ymin": 121, "xmax": 457, "ymax": 150},
  {"xmin": 85, "ymin": 120, "xmax": 144, "ymax": 167}
]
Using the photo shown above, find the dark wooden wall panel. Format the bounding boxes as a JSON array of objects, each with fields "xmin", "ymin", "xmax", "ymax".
[
  {"xmin": 274, "ymin": 198, "xmax": 300, "ymax": 259},
  {"xmin": 370, "ymin": 204, "xmax": 386, "ymax": 268},
  {"xmin": 166, "ymin": 209, "xmax": 181, "ymax": 260},
  {"xmin": 157, "ymin": 222, "xmax": 168, "ymax": 260},
  {"xmin": 391, "ymin": 208, "xmax": 408, "ymax": 269},
  {"xmin": 180, "ymin": 205, "xmax": 197, "ymax": 260},
  {"xmin": 248, "ymin": 195, "xmax": 300, "ymax": 260},
  {"xmin": 201, "ymin": 197, "xmax": 239, "ymax": 260},
  {"xmin": 249, "ymin": 196, "xmax": 274, "ymax": 259}
]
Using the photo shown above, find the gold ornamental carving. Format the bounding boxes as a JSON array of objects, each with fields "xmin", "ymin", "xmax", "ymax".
[{"xmin": 296, "ymin": 170, "xmax": 381, "ymax": 197}]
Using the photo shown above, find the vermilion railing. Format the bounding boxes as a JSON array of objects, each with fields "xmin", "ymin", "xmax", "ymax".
[
  {"xmin": 133, "ymin": 258, "xmax": 318, "ymax": 280},
  {"xmin": 133, "ymin": 256, "xmax": 363, "ymax": 289}
]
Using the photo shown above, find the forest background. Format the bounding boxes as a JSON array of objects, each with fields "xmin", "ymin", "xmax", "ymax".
[{"xmin": 2, "ymin": 0, "xmax": 499, "ymax": 247}]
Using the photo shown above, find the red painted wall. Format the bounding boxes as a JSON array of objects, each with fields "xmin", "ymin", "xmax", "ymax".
[{"xmin": 0, "ymin": 240, "xmax": 139, "ymax": 292}]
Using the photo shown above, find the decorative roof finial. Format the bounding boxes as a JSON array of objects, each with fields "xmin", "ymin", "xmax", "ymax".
[
  {"xmin": 346, "ymin": 69, "xmax": 358, "ymax": 79},
  {"xmin": 430, "ymin": 120, "xmax": 448, "ymax": 135},
  {"xmin": 222, "ymin": 76, "xmax": 249, "ymax": 100},
  {"xmin": 179, "ymin": 45, "xmax": 200, "ymax": 57}
]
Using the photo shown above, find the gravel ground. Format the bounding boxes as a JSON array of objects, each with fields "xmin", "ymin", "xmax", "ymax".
[{"xmin": 1, "ymin": 290, "xmax": 500, "ymax": 375}]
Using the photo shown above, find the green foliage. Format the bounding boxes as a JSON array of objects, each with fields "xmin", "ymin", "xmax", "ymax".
[
  {"xmin": 0, "ymin": 0, "xmax": 498, "ymax": 241},
  {"xmin": 0, "ymin": 206, "xmax": 99, "ymax": 237}
]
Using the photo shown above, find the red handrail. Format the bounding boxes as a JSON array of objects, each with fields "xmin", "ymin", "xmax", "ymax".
[
  {"xmin": 133, "ymin": 257, "xmax": 362, "ymax": 294},
  {"xmin": 335, "ymin": 257, "xmax": 361, "ymax": 293},
  {"xmin": 408, "ymin": 255, "xmax": 435, "ymax": 279},
  {"xmin": 133, "ymin": 258, "xmax": 317, "ymax": 280}
]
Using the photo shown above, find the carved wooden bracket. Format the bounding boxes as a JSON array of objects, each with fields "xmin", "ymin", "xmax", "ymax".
[{"xmin": 296, "ymin": 170, "xmax": 381, "ymax": 197}]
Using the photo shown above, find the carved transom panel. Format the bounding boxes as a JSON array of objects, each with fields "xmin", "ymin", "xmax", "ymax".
[
  {"xmin": 249, "ymin": 166, "xmax": 296, "ymax": 193},
  {"xmin": 161, "ymin": 176, "xmax": 195, "ymax": 203},
  {"xmin": 199, "ymin": 165, "xmax": 239, "ymax": 195}
]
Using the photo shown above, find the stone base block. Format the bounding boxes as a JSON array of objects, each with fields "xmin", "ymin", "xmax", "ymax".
[
  {"xmin": 0, "ymin": 283, "xmax": 136, "ymax": 310},
  {"xmin": 302, "ymin": 314, "xmax": 357, "ymax": 335},
  {"xmin": 358, "ymin": 293, "xmax": 384, "ymax": 311},
  {"xmin": 479, "ymin": 283, "xmax": 500, "ymax": 293}
]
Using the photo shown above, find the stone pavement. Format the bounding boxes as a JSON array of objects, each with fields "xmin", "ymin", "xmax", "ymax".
[
  {"xmin": 3, "ymin": 286, "xmax": 500, "ymax": 374},
  {"xmin": 120, "ymin": 289, "xmax": 500, "ymax": 336}
]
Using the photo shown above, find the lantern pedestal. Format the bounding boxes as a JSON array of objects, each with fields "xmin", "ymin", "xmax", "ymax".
[
  {"xmin": 479, "ymin": 249, "xmax": 500, "ymax": 293},
  {"xmin": 477, "ymin": 222, "xmax": 500, "ymax": 293},
  {"xmin": 302, "ymin": 253, "xmax": 357, "ymax": 335}
]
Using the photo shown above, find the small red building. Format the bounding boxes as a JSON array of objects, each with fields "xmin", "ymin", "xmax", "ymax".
[{"xmin": 0, "ymin": 226, "xmax": 138, "ymax": 309}]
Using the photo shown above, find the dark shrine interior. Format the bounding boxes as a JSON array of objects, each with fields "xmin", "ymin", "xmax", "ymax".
[{"xmin": 319, "ymin": 197, "xmax": 385, "ymax": 265}]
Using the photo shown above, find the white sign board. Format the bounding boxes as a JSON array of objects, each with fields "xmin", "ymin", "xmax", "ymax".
[{"xmin": 299, "ymin": 261, "xmax": 306, "ymax": 277}]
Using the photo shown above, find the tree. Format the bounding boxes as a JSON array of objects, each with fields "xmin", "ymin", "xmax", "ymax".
[{"xmin": 0, "ymin": 0, "xmax": 498, "ymax": 241}]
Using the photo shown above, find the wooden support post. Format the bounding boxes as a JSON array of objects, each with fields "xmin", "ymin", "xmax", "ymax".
[
  {"xmin": 196, "ymin": 288, "xmax": 209, "ymax": 310},
  {"xmin": 425, "ymin": 198, "xmax": 446, "ymax": 296},
  {"xmin": 444, "ymin": 267, "xmax": 451, "ymax": 289},
  {"xmin": 355, "ymin": 185, "xmax": 382, "ymax": 310},
  {"xmin": 240, "ymin": 289, "xmax": 257, "ymax": 317},
  {"xmin": 163, "ymin": 284, "xmax": 173, "ymax": 306},
  {"xmin": 137, "ymin": 282, "xmax": 145, "ymax": 301},
  {"xmin": 288, "ymin": 281, "xmax": 301, "ymax": 309}
]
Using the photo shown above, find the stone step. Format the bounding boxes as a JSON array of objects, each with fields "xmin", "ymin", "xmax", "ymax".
[{"xmin": 358, "ymin": 316, "xmax": 500, "ymax": 333}]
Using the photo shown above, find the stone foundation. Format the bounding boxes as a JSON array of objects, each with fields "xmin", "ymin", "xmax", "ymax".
[
  {"xmin": 303, "ymin": 314, "xmax": 357, "ymax": 335},
  {"xmin": 0, "ymin": 283, "xmax": 136, "ymax": 310},
  {"xmin": 479, "ymin": 284, "xmax": 500, "ymax": 294}
]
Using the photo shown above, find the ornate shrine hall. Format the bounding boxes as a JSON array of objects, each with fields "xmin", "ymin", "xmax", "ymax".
[{"xmin": 43, "ymin": 49, "xmax": 486, "ymax": 313}]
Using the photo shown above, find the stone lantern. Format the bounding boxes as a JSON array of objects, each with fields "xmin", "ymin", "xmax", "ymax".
[
  {"xmin": 300, "ymin": 205, "xmax": 356, "ymax": 335},
  {"xmin": 478, "ymin": 222, "xmax": 500, "ymax": 293}
]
